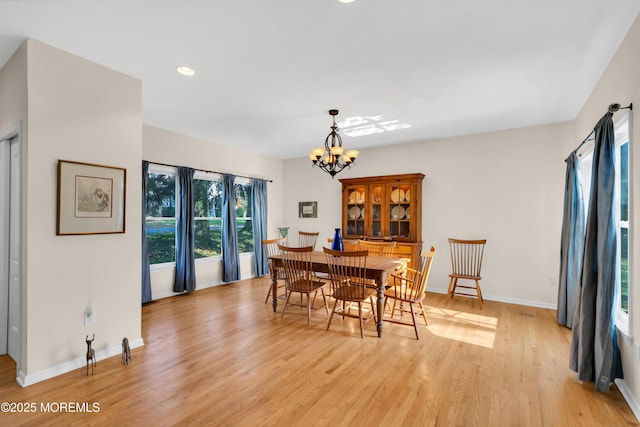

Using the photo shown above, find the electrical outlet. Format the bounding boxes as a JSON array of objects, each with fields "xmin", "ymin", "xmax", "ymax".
[{"xmin": 84, "ymin": 307, "xmax": 96, "ymax": 325}]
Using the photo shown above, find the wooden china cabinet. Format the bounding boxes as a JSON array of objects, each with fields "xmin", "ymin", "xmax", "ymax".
[{"xmin": 339, "ymin": 173, "xmax": 424, "ymax": 267}]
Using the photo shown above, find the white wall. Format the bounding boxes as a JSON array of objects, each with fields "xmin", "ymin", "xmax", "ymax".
[
  {"xmin": 576, "ymin": 13, "xmax": 640, "ymax": 417},
  {"xmin": 284, "ymin": 121, "xmax": 572, "ymax": 308},
  {"xmin": 0, "ymin": 39, "xmax": 143, "ymax": 385},
  {"xmin": 0, "ymin": 38, "xmax": 27, "ymax": 373},
  {"xmin": 142, "ymin": 126, "xmax": 284, "ymax": 299}
]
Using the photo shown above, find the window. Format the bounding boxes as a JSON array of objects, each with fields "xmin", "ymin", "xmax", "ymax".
[
  {"xmin": 194, "ymin": 172, "xmax": 223, "ymax": 258},
  {"xmin": 615, "ymin": 116, "xmax": 630, "ymax": 321},
  {"xmin": 579, "ymin": 114, "xmax": 631, "ymax": 331},
  {"xmin": 146, "ymin": 166, "xmax": 257, "ymax": 264},
  {"xmin": 146, "ymin": 165, "xmax": 177, "ymax": 264},
  {"xmin": 235, "ymin": 178, "xmax": 254, "ymax": 253}
]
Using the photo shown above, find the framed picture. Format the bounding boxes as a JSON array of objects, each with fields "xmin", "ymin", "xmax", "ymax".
[
  {"xmin": 299, "ymin": 201, "xmax": 318, "ymax": 218},
  {"xmin": 57, "ymin": 160, "xmax": 126, "ymax": 235}
]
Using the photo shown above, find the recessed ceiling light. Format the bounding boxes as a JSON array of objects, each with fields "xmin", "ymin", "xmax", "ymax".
[
  {"xmin": 338, "ymin": 0, "xmax": 355, "ymax": 3},
  {"xmin": 176, "ymin": 66, "xmax": 195, "ymax": 76}
]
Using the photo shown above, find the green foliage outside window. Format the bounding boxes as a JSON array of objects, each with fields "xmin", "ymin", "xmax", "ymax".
[{"xmin": 146, "ymin": 172, "xmax": 255, "ymax": 264}]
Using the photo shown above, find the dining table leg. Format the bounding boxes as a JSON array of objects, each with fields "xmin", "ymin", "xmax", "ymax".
[
  {"xmin": 376, "ymin": 272, "xmax": 386, "ymax": 337},
  {"xmin": 271, "ymin": 267, "xmax": 278, "ymax": 312}
]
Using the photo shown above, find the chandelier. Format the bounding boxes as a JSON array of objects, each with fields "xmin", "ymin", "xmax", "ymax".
[{"xmin": 309, "ymin": 109, "xmax": 359, "ymax": 178}]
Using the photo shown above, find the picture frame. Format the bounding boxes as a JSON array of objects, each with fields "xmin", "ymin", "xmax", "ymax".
[
  {"xmin": 56, "ymin": 159, "xmax": 126, "ymax": 235},
  {"xmin": 298, "ymin": 201, "xmax": 318, "ymax": 218}
]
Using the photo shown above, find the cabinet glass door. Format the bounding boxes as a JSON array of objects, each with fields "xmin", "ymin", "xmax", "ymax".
[
  {"xmin": 389, "ymin": 183, "xmax": 411, "ymax": 239},
  {"xmin": 346, "ymin": 185, "xmax": 366, "ymax": 237},
  {"xmin": 371, "ymin": 184, "xmax": 383, "ymax": 237}
]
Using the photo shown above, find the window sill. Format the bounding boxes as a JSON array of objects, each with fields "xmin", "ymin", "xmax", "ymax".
[
  {"xmin": 150, "ymin": 252, "xmax": 253, "ymax": 269},
  {"xmin": 195, "ymin": 255, "xmax": 222, "ymax": 265},
  {"xmin": 617, "ymin": 313, "xmax": 631, "ymax": 340},
  {"xmin": 150, "ymin": 261, "xmax": 175, "ymax": 272}
]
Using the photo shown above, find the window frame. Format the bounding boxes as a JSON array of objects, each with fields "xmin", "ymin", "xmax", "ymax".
[
  {"xmin": 614, "ymin": 113, "xmax": 630, "ymax": 335},
  {"xmin": 146, "ymin": 165, "xmax": 258, "ymax": 266},
  {"xmin": 234, "ymin": 177, "xmax": 254, "ymax": 254},
  {"xmin": 193, "ymin": 170, "xmax": 223, "ymax": 260},
  {"xmin": 146, "ymin": 164, "xmax": 178, "ymax": 268}
]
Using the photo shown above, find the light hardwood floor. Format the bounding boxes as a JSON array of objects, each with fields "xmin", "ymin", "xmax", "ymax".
[{"xmin": 0, "ymin": 276, "xmax": 637, "ymax": 426}]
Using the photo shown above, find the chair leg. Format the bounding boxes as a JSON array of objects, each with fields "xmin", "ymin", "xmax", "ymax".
[
  {"xmin": 321, "ymin": 289, "xmax": 329, "ymax": 315},
  {"xmin": 475, "ymin": 279, "xmax": 484, "ymax": 309},
  {"xmin": 327, "ymin": 299, "xmax": 339, "ymax": 331},
  {"xmin": 264, "ymin": 283, "xmax": 272, "ymax": 304},
  {"xmin": 281, "ymin": 291, "xmax": 293, "ymax": 319},
  {"xmin": 409, "ymin": 302, "xmax": 419, "ymax": 340},
  {"xmin": 446, "ymin": 277, "xmax": 455, "ymax": 301},
  {"xmin": 419, "ymin": 300, "xmax": 428, "ymax": 326},
  {"xmin": 307, "ymin": 292, "xmax": 312, "ymax": 325},
  {"xmin": 369, "ymin": 296, "xmax": 377, "ymax": 323},
  {"xmin": 358, "ymin": 302, "xmax": 364, "ymax": 338}
]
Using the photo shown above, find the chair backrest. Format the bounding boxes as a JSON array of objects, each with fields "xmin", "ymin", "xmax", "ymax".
[
  {"xmin": 323, "ymin": 247, "xmax": 369, "ymax": 298},
  {"xmin": 357, "ymin": 240, "xmax": 397, "ymax": 258},
  {"xmin": 407, "ymin": 246, "xmax": 436, "ymax": 299},
  {"xmin": 327, "ymin": 238, "xmax": 361, "ymax": 251},
  {"xmin": 278, "ymin": 245, "xmax": 316, "ymax": 291},
  {"xmin": 298, "ymin": 231, "xmax": 319, "ymax": 249},
  {"xmin": 448, "ymin": 238, "xmax": 486, "ymax": 278},
  {"xmin": 263, "ymin": 237, "xmax": 287, "ymax": 258}
]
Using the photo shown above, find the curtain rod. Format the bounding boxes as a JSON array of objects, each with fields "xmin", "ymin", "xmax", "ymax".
[
  {"xmin": 572, "ymin": 103, "xmax": 633, "ymax": 155},
  {"xmin": 145, "ymin": 160, "xmax": 273, "ymax": 183}
]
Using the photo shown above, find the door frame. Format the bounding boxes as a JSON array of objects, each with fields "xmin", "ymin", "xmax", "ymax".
[{"xmin": 0, "ymin": 121, "xmax": 22, "ymax": 373}]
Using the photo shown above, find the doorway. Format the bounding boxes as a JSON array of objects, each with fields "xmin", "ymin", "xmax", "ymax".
[{"xmin": 0, "ymin": 129, "xmax": 20, "ymax": 365}]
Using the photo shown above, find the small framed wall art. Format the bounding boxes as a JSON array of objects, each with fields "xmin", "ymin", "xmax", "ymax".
[
  {"xmin": 298, "ymin": 201, "xmax": 318, "ymax": 218},
  {"xmin": 56, "ymin": 159, "xmax": 126, "ymax": 235}
]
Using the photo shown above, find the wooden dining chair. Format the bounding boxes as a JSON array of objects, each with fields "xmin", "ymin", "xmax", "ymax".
[
  {"xmin": 320, "ymin": 238, "xmax": 361, "ymax": 282},
  {"xmin": 279, "ymin": 245, "xmax": 329, "ymax": 325},
  {"xmin": 384, "ymin": 247, "xmax": 436, "ymax": 339},
  {"xmin": 327, "ymin": 238, "xmax": 361, "ymax": 251},
  {"xmin": 262, "ymin": 237, "xmax": 287, "ymax": 304},
  {"xmin": 357, "ymin": 240, "xmax": 396, "ymax": 258},
  {"xmin": 358, "ymin": 239, "xmax": 399, "ymax": 290},
  {"xmin": 446, "ymin": 238, "xmax": 486, "ymax": 309},
  {"xmin": 298, "ymin": 231, "xmax": 319, "ymax": 249},
  {"xmin": 323, "ymin": 247, "xmax": 376, "ymax": 338}
]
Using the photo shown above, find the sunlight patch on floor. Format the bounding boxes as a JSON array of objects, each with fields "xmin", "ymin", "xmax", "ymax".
[{"xmin": 427, "ymin": 307, "xmax": 498, "ymax": 349}]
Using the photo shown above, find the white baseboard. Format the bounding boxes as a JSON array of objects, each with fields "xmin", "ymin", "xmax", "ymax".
[
  {"xmin": 151, "ymin": 275, "xmax": 258, "ymax": 302},
  {"xmin": 616, "ymin": 379, "xmax": 640, "ymax": 422},
  {"xmin": 17, "ymin": 337, "xmax": 144, "ymax": 387},
  {"xmin": 151, "ymin": 280, "xmax": 226, "ymax": 301},
  {"xmin": 426, "ymin": 287, "xmax": 557, "ymax": 310}
]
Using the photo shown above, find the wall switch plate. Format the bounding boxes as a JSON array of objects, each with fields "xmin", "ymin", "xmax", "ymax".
[{"xmin": 84, "ymin": 307, "xmax": 96, "ymax": 325}]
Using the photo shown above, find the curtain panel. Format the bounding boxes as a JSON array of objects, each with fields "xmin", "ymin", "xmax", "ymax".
[
  {"xmin": 222, "ymin": 174, "xmax": 241, "ymax": 282},
  {"xmin": 174, "ymin": 167, "xmax": 196, "ymax": 292},
  {"xmin": 557, "ymin": 153, "xmax": 585, "ymax": 327},
  {"xmin": 252, "ymin": 179, "xmax": 268, "ymax": 276},
  {"xmin": 569, "ymin": 112, "xmax": 623, "ymax": 391},
  {"xmin": 141, "ymin": 161, "xmax": 152, "ymax": 303}
]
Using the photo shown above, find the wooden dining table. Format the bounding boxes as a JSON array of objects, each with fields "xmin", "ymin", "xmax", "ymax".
[{"xmin": 269, "ymin": 250, "xmax": 402, "ymax": 337}]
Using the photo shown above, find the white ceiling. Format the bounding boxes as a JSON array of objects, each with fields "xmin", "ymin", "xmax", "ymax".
[{"xmin": 1, "ymin": 0, "xmax": 639, "ymax": 159}]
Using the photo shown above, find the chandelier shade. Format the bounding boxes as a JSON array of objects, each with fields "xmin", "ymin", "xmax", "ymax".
[{"xmin": 309, "ymin": 109, "xmax": 359, "ymax": 178}]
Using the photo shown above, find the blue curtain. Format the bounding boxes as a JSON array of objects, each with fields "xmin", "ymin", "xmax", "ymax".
[
  {"xmin": 222, "ymin": 174, "xmax": 240, "ymax": 282},
  {"xmin": 252, "ymin": 179, "xmax": 268, "ymax": 276},
  {"xmin": 569, "ymin": 112, "xmax": 623, "ymax": 391},
  {"xmin": 174, "ymin": 167, "xmax": 196, "ymax": 292},
  {"xmin": 557, "ymin": 153, "xmax": 585, "ymax": 327},
  {"xmin": 141, "ymin": 161, "xmax": 152, "ymax": 303}
]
